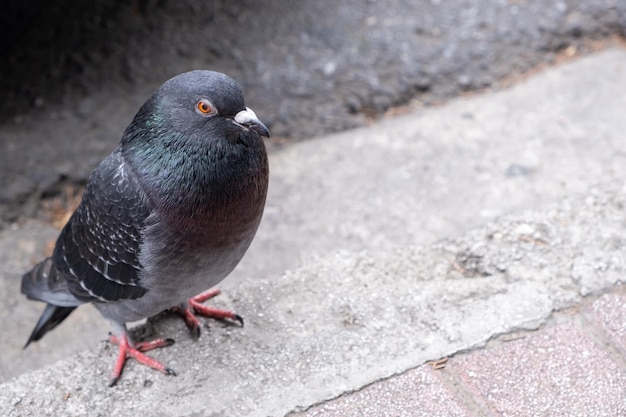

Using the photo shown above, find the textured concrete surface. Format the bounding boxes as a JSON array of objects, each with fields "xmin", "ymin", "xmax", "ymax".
[
  {"xmin": 1, "ymin": 49, "xmax": 626, "ymax": 416},
  {"xmin": 248, "ymin": 47, "xmax": 626, "ymax": 282},
  {"xmin": 2, "ymin": 169, "xmax": 626, "ymax": 416}
]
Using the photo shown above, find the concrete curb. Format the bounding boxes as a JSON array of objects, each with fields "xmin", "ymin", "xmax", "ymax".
[{"xmin": 1, "ymin": 178, "xmax": 625, "ymax": 416}]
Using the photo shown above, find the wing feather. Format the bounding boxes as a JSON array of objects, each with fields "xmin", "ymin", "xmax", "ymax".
[{"xmin": 53, "ymin": 148, "xmax": 151, "ymax": 302}]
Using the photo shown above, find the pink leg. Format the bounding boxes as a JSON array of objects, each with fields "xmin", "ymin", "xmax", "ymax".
[
  {"xmin": 173, "ymin": 288, "xmax": 243, "ymax": 339},
  {"xmin": 108, "ymin": 332, "xmax": 176, "ymax": 387}
]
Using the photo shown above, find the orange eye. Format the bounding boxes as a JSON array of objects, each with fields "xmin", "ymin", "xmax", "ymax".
[{"xmin": 196, "ymin": 99, "xmax": 214, "ymax": 115}]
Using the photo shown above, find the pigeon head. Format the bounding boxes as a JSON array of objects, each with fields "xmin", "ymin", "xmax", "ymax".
[
  {"xmin": 120, "ymin": 70, "xmax": 270, "ymax": 214},
  {"xmin": 123, "ymin": 70, "xmax": 269, "ymax": 148}
]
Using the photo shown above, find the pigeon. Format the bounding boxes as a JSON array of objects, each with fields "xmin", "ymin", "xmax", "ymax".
[{"xmin": 21, "ymin": 70, "xmax": 270, "ymax": 386}]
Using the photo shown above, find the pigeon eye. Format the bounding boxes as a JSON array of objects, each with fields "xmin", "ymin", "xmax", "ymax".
[{"xmin": 196, "ymin": 99, "xmax": 216, "ymax": 116}]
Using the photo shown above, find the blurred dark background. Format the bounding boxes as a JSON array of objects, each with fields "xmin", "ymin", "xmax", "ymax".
[
  {"xmin": 2, "ymin": 0, "xmax": 624, "ymax": 136},
  {"xmin": 0, "ymin": 0, "xmax": 624, "ymax": 222}
]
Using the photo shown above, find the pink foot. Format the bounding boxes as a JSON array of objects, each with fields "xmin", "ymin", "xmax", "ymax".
[
  {"xmin": 172, "ymin": 288, "xmax": 243, "ymax": 339},
  {"xmin": 108, "ymin": 333, "xmax": 176, "ymax": 387}
]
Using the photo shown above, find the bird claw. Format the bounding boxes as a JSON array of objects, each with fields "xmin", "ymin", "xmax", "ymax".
[
  {"xmin": 172, "ymin": 288, "xmax": 244, "ymax": 338},
  {"xmin": 108, "ymin": 333, "xmax": 176, "ymax": 387},
  {"xmin": 233, "ymin": 314, "xmax": 244, "ymax": 327}
]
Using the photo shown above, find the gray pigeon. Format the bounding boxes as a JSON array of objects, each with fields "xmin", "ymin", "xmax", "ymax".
[{"xmin": 21, "ymin": 70, "xmax": 270, "ymax": 386}]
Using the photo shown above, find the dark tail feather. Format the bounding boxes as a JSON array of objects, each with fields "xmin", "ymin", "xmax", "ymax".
[
  {"xmin": 24, "ymin": 304, "xmax": 76, "ymax": 348},
  {"xmin": 21, "ymin": 257, "xmax": 82, "ymax": 348}
]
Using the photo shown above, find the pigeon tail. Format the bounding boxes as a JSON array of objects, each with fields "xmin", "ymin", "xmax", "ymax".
[
  {"xmin": 21, "ymin": 257, "xmax": 83, "ymax": 347},
  {"xmin": 24, "ymin": 304, "xmax": 76, "ymax": 348},
  {"xmin": 21, "ymin": 257, "xmax": 83, "ymax": 307}
]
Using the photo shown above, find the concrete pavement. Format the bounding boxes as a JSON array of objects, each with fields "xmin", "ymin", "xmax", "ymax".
[
  {"xmin": 2, "ymin": 175, "xmax": 626, "ymax": 416},
  {"xmin": 1, "ymin": 48, "xmax": 626, "ymax": 416}
]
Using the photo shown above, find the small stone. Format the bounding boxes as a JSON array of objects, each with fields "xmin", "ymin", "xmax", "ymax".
[{"xmin": 513, "ymin": 224, "xmax": 535, "ymax": 236}]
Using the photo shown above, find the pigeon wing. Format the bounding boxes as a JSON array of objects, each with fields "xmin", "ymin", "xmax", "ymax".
[{"xmin": 54, "ymin": 148, "xmax": 151, "ymax": 303}]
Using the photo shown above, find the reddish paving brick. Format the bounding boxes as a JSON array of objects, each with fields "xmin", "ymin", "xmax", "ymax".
[
  {"xmin": 584, "ymin": 290, "xmax": 626, "ymax": 357},
  {"xmin": 450, "ymin": 320, "xmax": 626, "ymax": 417},
  {"xmin": 294, "ymin": 366, "xmax": 476, "ymax": 417}
]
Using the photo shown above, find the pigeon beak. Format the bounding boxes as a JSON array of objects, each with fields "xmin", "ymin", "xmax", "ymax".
[{"xmin": 233, "ymin": 107, "xmax": 270, "ymax": 138}]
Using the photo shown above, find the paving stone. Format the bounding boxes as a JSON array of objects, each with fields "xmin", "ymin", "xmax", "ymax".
[
  {"xmin": 450, "ymin": 320, "xmax": 626, "ymax": 417},
  {"xmin": 293, "ymin": 366, "xmax": 477, "ymax": 417},
  {"xmin": 583, "ymin": 288, "xmax": 626, "ymax": 357}
]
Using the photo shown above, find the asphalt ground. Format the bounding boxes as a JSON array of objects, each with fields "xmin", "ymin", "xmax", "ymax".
[{"xmin": 1, "ymin": 0, "xmax": 625, "ymax": 223}]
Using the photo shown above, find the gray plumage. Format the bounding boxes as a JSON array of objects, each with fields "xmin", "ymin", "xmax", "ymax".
[{"xmin": 21, "ymin": 70, "xmax": 269, "ymax": 347}]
